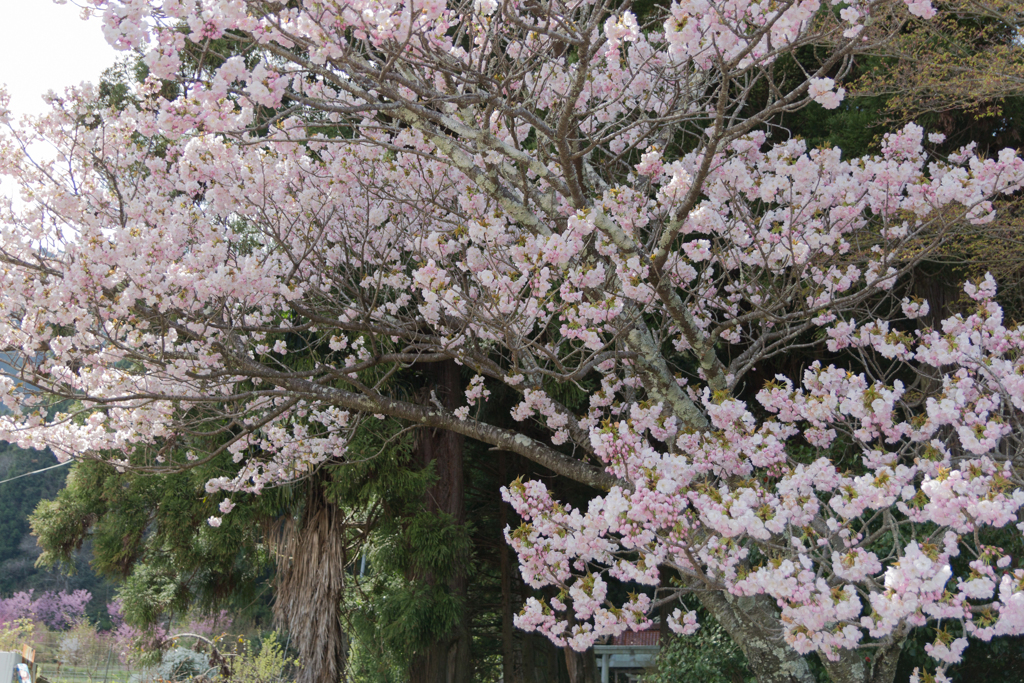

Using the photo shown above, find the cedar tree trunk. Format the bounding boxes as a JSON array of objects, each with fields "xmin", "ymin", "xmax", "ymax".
[{"xmin": 407, "ymin": 359, "xmax": 472, "ymax": 683}]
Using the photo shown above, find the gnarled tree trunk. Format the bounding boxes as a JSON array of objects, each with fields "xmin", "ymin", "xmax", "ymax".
[
  {"xmin": 820, "ymin": 623, "xmax": 910, "ymax": 683},
  {"xmin": 271, "ymin": 479, "xmax": 349, "ymax": 683},
  {"xmin": 697, "ymin": 591, "xmax": 817, "ymax": 683},
  {"xmin": 700, "ymin": 590, "xmax": 909, "ymax": 683}
]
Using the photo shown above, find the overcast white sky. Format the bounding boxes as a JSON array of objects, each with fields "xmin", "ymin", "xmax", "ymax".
[{"xmin": 0, "ymin": 1, "xmax": 121, "ymax": 117}]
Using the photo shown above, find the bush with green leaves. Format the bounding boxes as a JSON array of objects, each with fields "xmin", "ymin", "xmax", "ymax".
[
  {"xmin": 157, "ymin": 647, "xmax": 212, "ymax": 682},
  {"xmin": 645, "ymin": 620, "xmax": 753, "ymax": 683},
  {"xmin": 228, "ymin": 633, "xmax": 297, "ymax": 683}
]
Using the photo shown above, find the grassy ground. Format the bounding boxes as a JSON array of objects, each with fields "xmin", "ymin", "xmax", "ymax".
[{"xmin": 32, "ymin": 662, "xmax": 134, "ymax": 683}]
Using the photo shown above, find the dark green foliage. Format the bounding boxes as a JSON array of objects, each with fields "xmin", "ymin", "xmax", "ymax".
[
  {"xmin": 96, "ymin": 57, "xmax": 148, "ymax": 111},
  {"xmin": 777, "ymin": 86, "xmax": 891, "ymax": 158},
  {"xmin": 329, "ymin": 417, "xmax": 474, "ymax": 681},
  {"xmin": 646, "ymin": 621, "xmax": 753, "ymax": 683},
  {"xmin": 30, "ymin": 449, "xmax": 279, "ymax": 629}
]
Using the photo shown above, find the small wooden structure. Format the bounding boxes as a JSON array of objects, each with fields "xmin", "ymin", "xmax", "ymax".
[{"xmin": 594, "ymin": 627, "xmax": 661, "ymax": 683}]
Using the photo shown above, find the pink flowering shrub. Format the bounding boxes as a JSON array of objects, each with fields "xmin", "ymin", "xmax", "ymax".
[
  {"xmin": 0, "ymin": 592, "xmax": 34, "ymax": 629},
  {"xmin": 185, "ymin": 610, "xmax": 232, "ymax": 637},
  {"xmin": 0, "ymin": 0, "xmax": 1021, "ymax": 682},
  {"xmin": 0, "ymin": 590, "xmax": 92, "ymax": 630}
]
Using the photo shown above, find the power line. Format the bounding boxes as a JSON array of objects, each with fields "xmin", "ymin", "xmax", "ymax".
[{"xmin": 0, "ymin": 459, "xmax": 71, "ymax": 485}]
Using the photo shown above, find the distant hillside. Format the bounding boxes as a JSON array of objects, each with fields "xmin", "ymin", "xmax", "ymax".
[
  {"xmin": 0, "ymin": 442, "xmax": 67, "ymax": 578},
  {"xmin": 0, "ymin": 441, "xmax": 117, "ymax": 623}
]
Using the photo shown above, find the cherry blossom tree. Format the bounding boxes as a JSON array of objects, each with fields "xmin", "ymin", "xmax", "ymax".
[{"xmin": 1, "ymin": 1, "xmax": 1024, "ymax": 682}]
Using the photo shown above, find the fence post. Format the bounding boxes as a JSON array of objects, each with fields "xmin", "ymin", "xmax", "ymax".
[{"xmin": 102, "ymin": 642, "xmax": 113, "ymax": 683}]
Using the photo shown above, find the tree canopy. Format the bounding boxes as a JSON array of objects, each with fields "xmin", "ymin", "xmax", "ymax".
[{"xmin": 2, "ymin": 1, "xmax": 1024, "ymax": 682}]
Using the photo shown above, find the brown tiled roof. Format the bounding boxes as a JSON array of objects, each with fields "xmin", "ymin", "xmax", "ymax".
[{"xmin": 611, "ymin": 628, "xmax": 660, "ymax": 646}]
